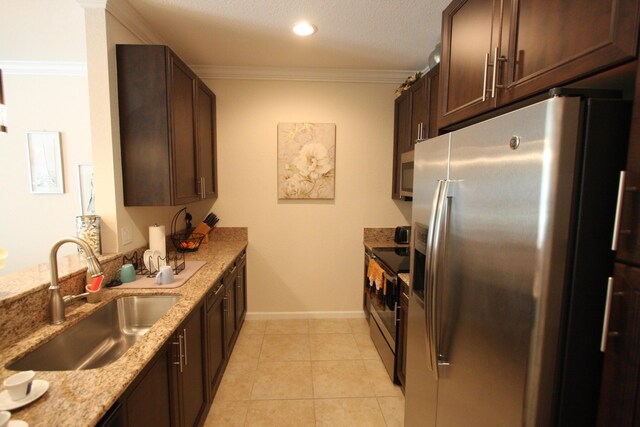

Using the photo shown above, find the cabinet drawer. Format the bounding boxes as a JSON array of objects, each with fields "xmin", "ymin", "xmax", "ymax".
[{"xmin": 206, "ymin": 281, "xmax": 224, "ymax": 310}]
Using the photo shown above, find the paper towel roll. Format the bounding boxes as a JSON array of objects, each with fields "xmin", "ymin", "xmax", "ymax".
[{"xmin": 149, "ymin": 225, "xmax": 166, "ymax": 265}]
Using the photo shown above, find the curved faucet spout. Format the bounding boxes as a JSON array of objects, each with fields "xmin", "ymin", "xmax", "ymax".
[{"xmin": 49, "ymin": 237, "xmax": 104, "ymax": 324}]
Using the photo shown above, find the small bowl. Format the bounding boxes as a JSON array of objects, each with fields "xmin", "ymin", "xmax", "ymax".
[{"xmin": 3, "ymin": 370, "xmax": 35, "ymax": 401}]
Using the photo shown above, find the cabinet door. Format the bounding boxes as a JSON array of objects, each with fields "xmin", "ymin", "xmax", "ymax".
[
  {"xmin": 597, "ymin": 263, "xmax": 640, "ymax": 427},
  {"xmin": 616, "ymin": 63, "xmax": 640, "ymax": 266},
  {"xmin": 502, "ymin": 0, "xmax": 639, "ymax": 104},
  {"xmin": 410, "ymin": 77, "xmax": 428, "ymax": 144},
  {"xmin": 126, "ymin": 343, "xmax": 175, "ymax": 427},
  {"xmin": 396, "ymin": 284, "xmax": 409, "ymax": 388},
  {"xmin": 439, "ymin": 0, "xmax": 500, "ymax": 129},
  {"xmin": 224, "ymin": 277, "xmax": 237, "ymax": 350},
  {"xmin": 196, "ymin": 81, "xmax": 218, "ymax": 199},
  {"xmin": 235, "ymin": 257, "xmax": 247, "ymax": 328},
  {"xmin": 207, "ymin": 283, "xmax": 226, "ymax": 400},
  {"xmin": 179, "ymin": 304, "xmax": 208, "ymax": 427},
  {"xmin": 169, "ymin": 54, "xmax": 199, "ymax": 205},
  {"xmin": 392, "ymin": 91, "xmax": 411, "ymax": 199},
  {"xmin": 426, "ymin": 65, "xmax": 440, "ymax": 139}
]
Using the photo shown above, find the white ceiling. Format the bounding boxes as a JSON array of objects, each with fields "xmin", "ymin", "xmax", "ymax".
[
  {"xmin": 0, "ymin": 0, "xmax": 450, "ymax": 78},
  {"xmin": 127, "ymin": 0, "xmax": 450, "ymax": 72}
]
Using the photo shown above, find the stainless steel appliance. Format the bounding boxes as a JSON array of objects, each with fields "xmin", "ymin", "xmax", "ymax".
[
  {"xmin": 405, "ymin": 90, "xmax": 631, "ymax": 427},
  {"xmin": 394, "ymin": 226, "xmax": 411, "ymax": 244},
  {"xmin": 400, "ymin": 150, "xmax": 414, "ymax": 199},
  {"xmin": 368, "ymin": 247, "xmax": 409, "ymax": 382}
]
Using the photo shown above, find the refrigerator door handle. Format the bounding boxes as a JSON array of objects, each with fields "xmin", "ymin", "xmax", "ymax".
[
  {"xmin": 425, "ymin": 180, "xmax": 444, "ymax": 376},
  {"xmin": 430, "ymin": 180, "xmax": 450, "ymax": 377}
]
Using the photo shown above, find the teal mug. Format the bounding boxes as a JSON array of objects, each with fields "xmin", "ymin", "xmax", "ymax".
[{"xmin": 117, "ymin": 263, "xmax": 136, "ymax": 283}]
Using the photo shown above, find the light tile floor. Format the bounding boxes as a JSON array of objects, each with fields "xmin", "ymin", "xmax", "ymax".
[{"xmin": 203, "ymin": 318, "xmax": 405, "ymax": 427}]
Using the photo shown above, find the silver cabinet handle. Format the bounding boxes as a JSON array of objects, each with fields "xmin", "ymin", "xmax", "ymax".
[
  {"xmin": 600, "ymin": 277, "xmax": 614, "ymax": 352},
  {"xmin": 490, "ymin": 47, "xmax": 506, "ymax": 98},
  {"xmin": 200, "ymin": 177, "xmax": 206, "ymax": 199},
  {"xmin": 213, "ymin": 283, "xmax": 224, "ymax": 296},
  {"xmin": 173, "ymin": 335, "xmax": 183, "ymax": 373},
  {"xmin": 482, "ymin": 52, "xmax": 490, "ymax": 102},
  {"xmin": 612, "ymin": 171, "xmax": 626, "ymax": 251},
  {"xmin": 183, "ymin": 328, "xmax": 188, "ymax": 366}
]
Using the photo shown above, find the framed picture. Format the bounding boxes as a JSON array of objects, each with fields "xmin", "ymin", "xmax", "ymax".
[
  {"xmin": 77, "ymin": 164, "xmax": 95, "ymax": 215},
  {"xmin": 26, "ymin": 131, "xmax": 64, "ymax": 194},
  {"xmin": 277, "ymin": 123, "xmax": 336, "ymax": 199}
]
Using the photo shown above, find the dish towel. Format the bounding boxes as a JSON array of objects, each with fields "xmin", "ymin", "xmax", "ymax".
[{"xmin": 367, "ymin": 259, "xmax": 385, "ymax": 294}]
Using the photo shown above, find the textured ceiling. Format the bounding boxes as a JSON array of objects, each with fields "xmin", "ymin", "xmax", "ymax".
[{"xmin": 127, "ymin": 0, "xmax": 451, "ymax": 71}]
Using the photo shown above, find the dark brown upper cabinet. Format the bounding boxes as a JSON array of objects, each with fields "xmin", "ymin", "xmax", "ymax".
[
  {"xmin": 392, "ymin": 65, "xmax": 440, "ymax": 200},
  {"xmin": 438, "ymin": 0, "xmax": 639, "ymax": 129},
  {"xmin": 116, "ymin": 45, "xmax": 217, "ymax": 206}
]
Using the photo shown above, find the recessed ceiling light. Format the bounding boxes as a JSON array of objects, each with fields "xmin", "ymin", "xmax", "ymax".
[{"xmin": 292, "ymin": 21, "xmax": 317, "ymax": 37}]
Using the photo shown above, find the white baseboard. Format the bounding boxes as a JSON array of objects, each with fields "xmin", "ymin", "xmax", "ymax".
[{"xmin": 246, "ymin": 311, "xmax": 366, "ymax": 320}]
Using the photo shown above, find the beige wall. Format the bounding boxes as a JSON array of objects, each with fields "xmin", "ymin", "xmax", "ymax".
[
  {"xmin": 0, "ymin": 75, "xmax": 92, "ymax": 274},
  {"xmin": 205, "ymin": 79, "xmax": 411, "ymax": 315}
]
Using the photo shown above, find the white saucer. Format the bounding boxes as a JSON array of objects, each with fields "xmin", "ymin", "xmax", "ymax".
[
  {"xmin": 0, "ymin": 380, "xmax": 49, "ymax": 411},
  {"xmin": 9, "ymin": 420, "xmax": 29, "ymax": 427}
]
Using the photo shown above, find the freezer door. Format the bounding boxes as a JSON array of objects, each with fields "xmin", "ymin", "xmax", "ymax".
[
  {"xmin": 436, "ymin": 97, "xmax": 581, "ymax": 427},
  {"xmin": 405, "ymin": 134, "xmax": 450, "ymax": 427}
]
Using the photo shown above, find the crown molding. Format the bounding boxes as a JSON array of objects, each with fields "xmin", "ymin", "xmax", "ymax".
[
  {"xmin": 77, "ymin": 0, "xmax": 165, "ymax": 45},
  {"xmin": 191, "ymin": 65, "xmax": 414, "ymax": 84},
  {"xmin": 0, "ymin": 61, "xmax": 414, "ymax": 83},
  {"xmin": 0, "ymin": 61, "xmax": 87, "ymax": 76},
  {"xmin": 76, "ymin": 0, "xmax": 107, "ymax": 7}
]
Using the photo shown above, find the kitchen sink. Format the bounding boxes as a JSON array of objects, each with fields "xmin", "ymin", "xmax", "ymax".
[{"xmin": 7, "ymin": 295, "xmax": 181, "ymax": 371}]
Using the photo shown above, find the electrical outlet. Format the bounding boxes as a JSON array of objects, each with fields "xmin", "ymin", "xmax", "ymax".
[{"xmin": 121, "ymin": 226, "xmax": 133, "ymax": 245}]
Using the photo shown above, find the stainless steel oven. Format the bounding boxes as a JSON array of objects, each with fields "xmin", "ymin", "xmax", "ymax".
[{"xmin": 367, "ymin": 247, "xmax": 409, "ymax": 383}]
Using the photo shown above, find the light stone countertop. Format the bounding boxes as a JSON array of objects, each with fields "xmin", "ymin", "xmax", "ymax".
[{"xmin": 0, "ymin": 236, "xmax": 247, "ymax": 427}]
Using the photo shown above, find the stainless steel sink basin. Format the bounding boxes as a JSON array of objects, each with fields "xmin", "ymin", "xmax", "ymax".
[{"xmin": 7, "ymin": 295, "xmax": 181, "ymax": 371}]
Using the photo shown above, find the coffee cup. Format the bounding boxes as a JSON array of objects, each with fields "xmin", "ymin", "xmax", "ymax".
[
  {"xmin": 0, "ymin": 411, "xmax": 10, "ymax": 427},
  {"xmin": 117, "ymin": 263, "xmax": 136, "ymax": 283},
  {"xmin": 3, "ymin": 370, "xmax": 35, "ymax": 401},
  {"xmin": 156, "ymin": 265, "xmax": 174, "ymax": 285}
]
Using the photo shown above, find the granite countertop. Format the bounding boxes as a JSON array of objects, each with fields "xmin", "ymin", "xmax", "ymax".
[
  {"xmin": 398, "ymin": 273, "xmax": 410, "ymax": 286},
  {"xmin": 0, "ymin": 238, "xmax": 247, "ymax": 427},
  {"xmin": 363, "ymin": 240, "xmax": 409, "ymax": 251},
  {"xmin": 362, "ymin": 227, "xmax": 410, "ymax": 252}
]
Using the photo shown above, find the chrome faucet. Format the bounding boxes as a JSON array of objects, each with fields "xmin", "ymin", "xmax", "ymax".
[{"xmin": 49, "ymin": 237, "xmax": 104, "ymax": 324}]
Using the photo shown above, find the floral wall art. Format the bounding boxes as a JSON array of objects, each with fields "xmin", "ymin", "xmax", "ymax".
[{"xmin": 277, "ymin": 123, "xmax": 336, "ymax": 199}]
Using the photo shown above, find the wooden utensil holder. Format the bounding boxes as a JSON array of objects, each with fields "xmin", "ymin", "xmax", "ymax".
[{"xmin": 191, "ymin": 222, "xmax": 212, "ymax": 243}]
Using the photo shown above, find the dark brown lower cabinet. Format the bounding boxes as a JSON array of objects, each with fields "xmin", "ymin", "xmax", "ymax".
[
  {"xmin": 597, "ymin": 263, "xmax": 640, "ymax": 427},
  {"xmin": 206, "ymin": 280, "xmax": 226, "ymax": 399},
  {"xmin": 127, "ymin": 345, "xmax": 174, "ymax": 427},
  {"xmin": 96, "ymin": 340, "xmax": 177, "ymax": 427},
  {"xmin": 396, "ymin": 280, "xmax": 409, "ymax": 389},
  {"xmin": 235, "ymin": 251, "xmax": 247, "ymax": 329},
  {"xmin": 224, "ymin": 266, "xmax": 238, "ymax": 350},
  {"xmin": 174, "ymin": 302, "xmax": 208, "ymax": 427}
]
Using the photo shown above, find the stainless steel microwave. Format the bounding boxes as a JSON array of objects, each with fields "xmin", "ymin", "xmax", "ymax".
[{"xmin": 400, "ymin": 150, "xmax": 414, "ymax": 199}]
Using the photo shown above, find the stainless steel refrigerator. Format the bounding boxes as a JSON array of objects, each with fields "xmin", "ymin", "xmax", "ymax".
[{"xmin": 405, "ymin": 91, "xmax": 630, "ymax": 427}]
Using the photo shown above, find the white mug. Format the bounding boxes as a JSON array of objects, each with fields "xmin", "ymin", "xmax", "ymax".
[
  {"xmin": 156, "ymin": 265, "xmax": 174, "ymax": 285},
  {"xmin": 3, "ymin": 370, "xmax": 34, "ymax": 401}
]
